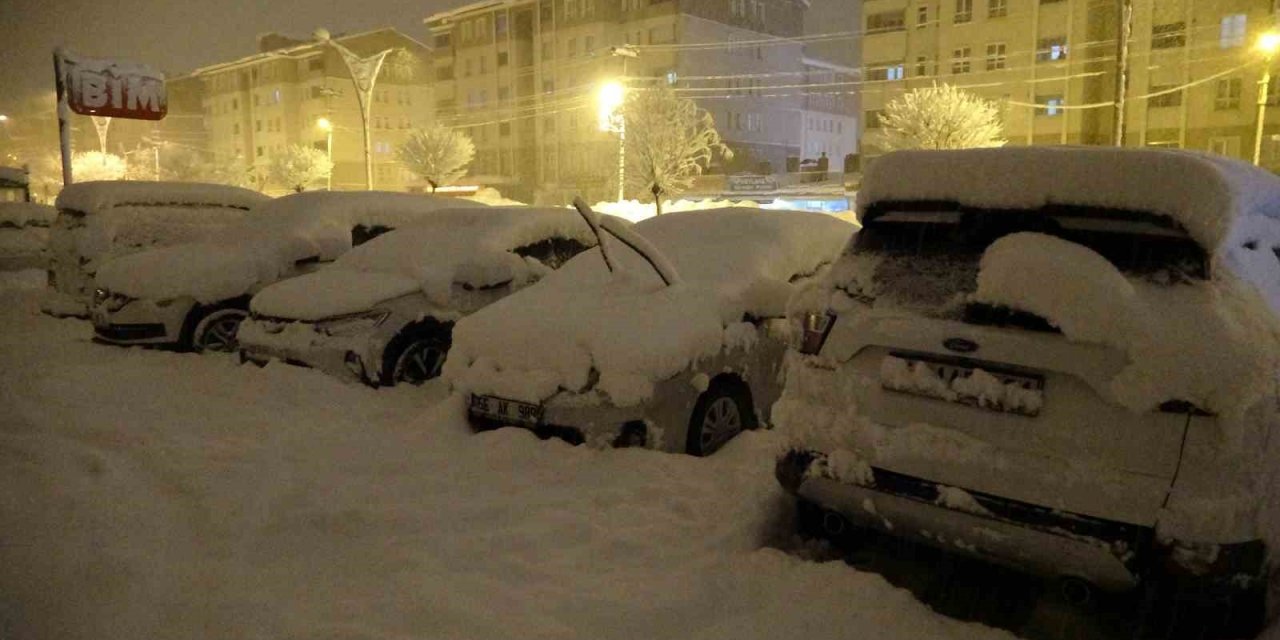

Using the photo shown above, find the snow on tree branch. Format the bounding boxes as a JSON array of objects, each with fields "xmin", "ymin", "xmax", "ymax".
[
  {"xmin": 621, "ymin": 87, "xmax": 731, "ymax": 214},
  {"xmin": 268, "ymin": 145, "xmax": 333, "ymax": 193},
  {"xmin": 397, "ymin": 124, "xmax": 475, "ymax": 192},
  {"xmin": 881, "ymin": 84, "xmax": 1006, "ymax": 151}
]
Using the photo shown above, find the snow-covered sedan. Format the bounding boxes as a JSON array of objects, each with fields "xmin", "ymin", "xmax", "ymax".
[
  {"xmin": 45, "ymin": 181, "xmax": 270, "ymax": 317},
  {"xmin": 237, "ymin": 206, "xmax": 601, "ymax": 387},
  {"xmin": 449, "ymin": 207, "xmax": 855, "ymax": 456},
  {"xmin": 89, "ymin": 191, "xmax": 487, "ymax": 353},
  {"xmin": 776, "ymin": 147, "xmax": 1280, "ymax": 634}
]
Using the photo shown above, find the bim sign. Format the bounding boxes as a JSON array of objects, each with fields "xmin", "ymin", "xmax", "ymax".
[{"xmin": 59, "ymin": 50, "xmax": 167, "ymax": 121}]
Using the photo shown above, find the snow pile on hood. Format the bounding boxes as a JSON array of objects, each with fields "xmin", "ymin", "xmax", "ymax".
[
  {"xmin": 591, "ymin": 198, "xmax": 763, "ymax": 222},
  {"xmin": 860, "ymin": 147, "xmax": 1280, "ymax": 257},
  {"xmin": 250, "ymin": 206, "xmax": 599, "ymax": 320},
  {"xmin": 447, "ymin": 208, "xmax": 856, "ymax": 405},
  {"xmin": 56, "ymin": 181, "xmax": 267, "ymax": 215},
  {"xmin": 0, "ymin": 202, "xmax": 55, "ymax": 228},
  {"xmin": 972, "ymin": 232, "xmax": 1280, "ymax": 418},
  {"xmin": 93, "ymin": 191, "xmax": 486, "ymax": 303}
]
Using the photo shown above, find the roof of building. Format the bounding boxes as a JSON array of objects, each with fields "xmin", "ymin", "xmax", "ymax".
[{"xmin": 186, "ymin": 27, "xmax": 429, "ymax": 77}]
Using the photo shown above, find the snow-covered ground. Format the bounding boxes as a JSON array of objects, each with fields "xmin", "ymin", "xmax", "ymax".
[{"xmin": 0, "ymin": 272, "xmax": 1020, "ymax": 640}]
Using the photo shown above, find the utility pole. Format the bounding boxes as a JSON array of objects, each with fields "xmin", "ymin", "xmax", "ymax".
[
  {"xmin": 607, "ymin": 46, "xmax": 637, "ymax": 202},
  {"xmin": 316, "ymin": 28, "xmax": 394, "ymax": 191},
  {"xmin": 1112, "ymin": 0, "xmax": 1133, "ymax": 147}
]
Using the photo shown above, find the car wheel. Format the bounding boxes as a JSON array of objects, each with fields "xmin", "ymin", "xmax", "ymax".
[
  {"xmin": 192, "ymin": 308, "xmax": 248, "ymax": 353},
  {"xmin": 384, "ymin": 332, "xmax": 450, "ymax": 386},
  {"xmin": 685, "ymin": 378, "xmax": 757, "ymax": 456}
]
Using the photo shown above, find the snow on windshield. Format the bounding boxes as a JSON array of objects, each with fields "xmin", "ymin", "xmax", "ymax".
[
  {"xmin": 972, "ymin": 232, "xmax": 1280, "ymax": 417},
  {"xmin": 447, "ymin": 208, "xmax": 856, "ymax": 405}
]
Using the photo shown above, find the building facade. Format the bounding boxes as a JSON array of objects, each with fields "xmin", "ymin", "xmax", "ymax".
[
  {"xmin": 425, "ymin": 0, "xmax": 823, "ymax": 203},
  {"xmin": 860, "ymin": 0, "xmax": 1280, "ymax": 168},
  {"xmin": 187, "ymin": 29, "xmax": 433, "ymax": 194}
]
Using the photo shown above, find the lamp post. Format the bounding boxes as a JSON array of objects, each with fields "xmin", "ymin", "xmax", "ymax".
[
  {"xmin": 317, "ymin": 117, "xmax": 334, "ymax": 190},
  {"xmin": 315, "ymin": 28, "xmax": 394, "ymax": 191},
  {"xmin": 1253, "ymin": 31, "xmax": 1280, "ymax": 166},
  {"xmin": 598, "ymin": 81, "xmax": 626, "ymax": 202}
]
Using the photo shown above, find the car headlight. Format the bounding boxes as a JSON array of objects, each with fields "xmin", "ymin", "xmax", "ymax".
[
  {"xmin": 316, "ymin": 310, "xmax": 391, "ymax": 337},
  {"xmin": 93, "ymin": 288, "xmax": 134, "ymax": 312}
]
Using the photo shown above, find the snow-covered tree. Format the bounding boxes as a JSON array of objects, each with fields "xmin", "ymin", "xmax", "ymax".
[
  {"xmin": 268, "ymin": 145, "xmax": 333, "ymax": 192},
  {"xmin": 72, "ymin": 151, "xmax": 127, "ymax": 182},
  {"xmin": 397, "ymin": 124, "xmax": 475, "ymax": 192},
  {"xmin": 880, "ymin": 84, "xmax": 1006, "ymax": 151},
  {"xmin": 621, "ymin": 87, "xmax": 731, "ymax": 215}
]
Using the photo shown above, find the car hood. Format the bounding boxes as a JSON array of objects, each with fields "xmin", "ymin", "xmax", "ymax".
[
  {"xmin": 250, "ymin": 269, "xmax": 421, "ymax": 321},
  {"xmin": 94, "ymin": 242, "xmax": 278, "ymax": 303}
]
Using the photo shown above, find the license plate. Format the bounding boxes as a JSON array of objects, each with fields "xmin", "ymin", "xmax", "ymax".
[{"xmin": 470, "ymin": 394, "xmax": 543, "ymax": 427}]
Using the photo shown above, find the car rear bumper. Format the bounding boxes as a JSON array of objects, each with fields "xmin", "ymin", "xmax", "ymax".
[{"xmin": 778, "ymin": 450, "xmax": 1268, "ymax": 597}]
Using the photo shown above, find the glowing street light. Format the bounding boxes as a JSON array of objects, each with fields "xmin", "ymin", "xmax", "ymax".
[
  {"xmin": 1253, "ymin": 31, "xmax": 1280, "ymax": 166},
  {"xmin": 315, "ymin": 28, "xmax": 394, "ymax": 190},
  {"xmin": 598, "ymin": 81, "xmax": 626, "ymax": 202},
  {"xmin": 317, "ymin": 117, "xmax": 334, "ymax": 190}
]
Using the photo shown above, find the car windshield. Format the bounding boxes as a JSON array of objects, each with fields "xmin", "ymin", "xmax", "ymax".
[{"xmin": 846, "ymin": 201, "xmax": 1209, "ymax": 321}]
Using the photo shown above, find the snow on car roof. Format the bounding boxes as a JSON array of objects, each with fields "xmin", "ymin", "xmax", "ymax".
[
  {"xmin": 858, "ymin": 147, "xmax": 1280, "ymax": 256},
  {"xmin": 95, "ymin": 192, "xmax": 497, "ymax": 303},
  {"xmin": 331, "ymin": 205, "xmax": 599, "ymax": 275},
  {"xmin": 447, "ymin": 208, "xmax": 856, "ymax": 406},
  {"xmin": 249, "ymin": 206, "xmax": 602, "ymax": 320},
  {"xmin": 56, "ymin": 181, "xmax": 269, "ymax": 214}
]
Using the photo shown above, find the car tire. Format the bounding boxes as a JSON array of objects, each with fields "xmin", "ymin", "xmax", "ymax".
[
  {"xmin": 381, "ymin": 328, "xmax": 451, "ymax": 386},
  {"xmin": 685, "ymin": 377, "xmax": 757, "ymax": 456},
  {"xmin": 190, "ymin": 307, "xmax": 249, "ymax": 354}
]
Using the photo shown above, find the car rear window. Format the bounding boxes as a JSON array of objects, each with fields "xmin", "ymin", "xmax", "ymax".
[{"xmin": 845, "ymin": 200, "xmax": 1209, "ymax": 320}]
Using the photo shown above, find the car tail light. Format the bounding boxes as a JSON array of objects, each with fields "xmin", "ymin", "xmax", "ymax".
[{"xmin": 799, "ymin": 311, "xmax": 836, "ymax": 355}]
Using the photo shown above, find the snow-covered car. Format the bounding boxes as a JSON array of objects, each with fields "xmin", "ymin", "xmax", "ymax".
[
  {"xmin": 88, "ymin": 191, "xmax": 486, "ymax": 352},
  {"xmin": 0, "ymin": 202, "xmax": 55, "ymax": 271},
  {"xmin": 44, "ymin": 181, "xmax": 269, "ymax": 317},
  {"xmin": 237, "ymin": 206, "xmax": 601, "ymax": 386},
  {"xmin": 449, "ymin": 207, "xmax": 855, "ymax": 456},
  {"xmin": 775, "ymin": 147, "xmax": 1280, "ymax": 632}
]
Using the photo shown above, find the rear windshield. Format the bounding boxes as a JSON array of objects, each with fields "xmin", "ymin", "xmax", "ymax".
[{"xmin": 844, "ymin": 200, "xmax": 1209, "ymax": 321}]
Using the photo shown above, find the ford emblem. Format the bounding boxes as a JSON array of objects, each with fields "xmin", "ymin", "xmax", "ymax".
[{"xmin": 943, "ymin": 338, "xmax": 978, "ymax": 353}]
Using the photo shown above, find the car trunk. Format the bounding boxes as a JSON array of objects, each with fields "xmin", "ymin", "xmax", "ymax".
[{"xmin": 819, "ymin": 202, "xmax": 1212, "ymax": 527}]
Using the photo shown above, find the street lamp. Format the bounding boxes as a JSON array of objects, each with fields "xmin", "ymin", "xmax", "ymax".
[
  {"xmin": 598, "ymin": 81, "xmax": 626, "ymax": 202},
  {"xmin": 317, "ymin": 117, "xmax": 334, "ymax": 190},
  {"xmin": 315, "ymin": 28, "xmax": 394, "ymax": 191},
  {"xmin": 1252, "ymin": 30, "xmax": 1280, "ymax": 166}
]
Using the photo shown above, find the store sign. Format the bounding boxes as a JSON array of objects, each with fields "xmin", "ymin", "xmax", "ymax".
[
  {"xmin": 727, "ymin": 174, "xmax": 778, "ymax": 192},
  {"xmin": 59, "ymin": 50, "xmax": 167, "ymax": 120}
]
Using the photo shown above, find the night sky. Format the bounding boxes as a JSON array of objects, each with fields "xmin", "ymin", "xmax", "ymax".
[{"xmin": 0, "ymin": 0, "xmax": 461, "ymax": 108}]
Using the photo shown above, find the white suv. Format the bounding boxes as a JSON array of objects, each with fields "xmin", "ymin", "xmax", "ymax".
[{"xmin": 776, "ymin": 147, "xmax": 1280, "ymax": 634}]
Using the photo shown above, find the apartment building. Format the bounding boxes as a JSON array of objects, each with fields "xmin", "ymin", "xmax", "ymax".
[
  {"xmin": 799, "ymin": 56, "xmax": 860, "ymax": 170},
  {"xmin": 860, "ymin": 0, "xmax": 1280, "ymax": 167},
  {"xmin": 187, "ymin": 29, "xmax": 432, "ymax": 193},
  {"xmin": 425, "ymin": 0, "xmax": 814, "ymax": 203}
]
